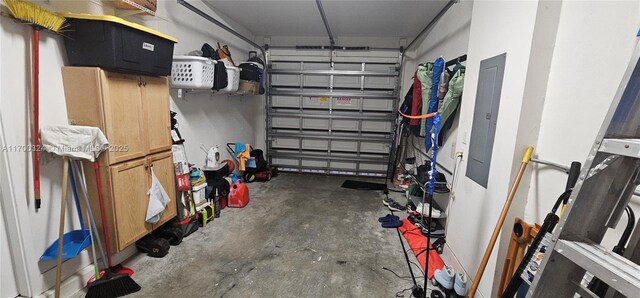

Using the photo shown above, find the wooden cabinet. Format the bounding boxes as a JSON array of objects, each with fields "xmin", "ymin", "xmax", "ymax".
[
  {"xmin": 101, "ymin": 72, "xmax": 147, "ymax": 164},
  {"xmin": 110, "ymin": 159, "xmax": 153, "ymax": 249},
  {"xmin": 62, "ymin": 67, "xmax": 176, "ymax": 252},
  {"xmin": 142, "ymin": 76, "xmax": 173, "ymax": 155}
]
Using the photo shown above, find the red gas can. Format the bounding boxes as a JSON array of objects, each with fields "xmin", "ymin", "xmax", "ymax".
[{"xmin": 228, "ymin": 181, "xmax": 249, "ymax": 208}]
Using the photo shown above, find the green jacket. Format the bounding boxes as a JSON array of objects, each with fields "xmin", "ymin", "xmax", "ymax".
[
  {"xmin": 440, "ymin": 66, "xmax": 465, "ymax": 126},
  {"xmin": 416, "ymin": 62, "xmax": 433, "ymax": 136}
]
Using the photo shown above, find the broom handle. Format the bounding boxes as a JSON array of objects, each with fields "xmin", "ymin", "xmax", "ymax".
[
  {"xmin": 33, "ymin": 29, "xmax": 41, "ymax": 209},
  {"xmin": 469, "ymin": 147, "xmax": 533, "ymax": 298},
  {"xmin": 87, "ymin": 205, "xmax": 101, "ymax": 280},
  {"xmin": 55, "ymin": 158, "xmax": 69, "ymax": 298},
  {"xmin": 75, "ymin": 161, "xmax": 109, "ymax": 269},
  {"xmin": 94, "ymin": 161, "xmax": 113, "ymax": 267}
]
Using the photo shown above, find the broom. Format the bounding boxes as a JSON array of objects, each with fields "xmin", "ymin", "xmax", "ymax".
[
  {"xmin": 3, "ymin": 0, "xmax": 65, "ymax": 210},
  {"xmin": 71, "ymin": 160, "xmax": 141, "ymax": 298}
]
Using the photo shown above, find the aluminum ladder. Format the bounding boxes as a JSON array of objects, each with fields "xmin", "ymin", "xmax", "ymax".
[{"xmin": 526, "ymin": 40, "xmax": 640, "ymax": 297}]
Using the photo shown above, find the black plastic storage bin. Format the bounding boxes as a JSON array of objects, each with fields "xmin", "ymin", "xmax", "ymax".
[{"xmin": 61, "ymin": 13, "xmax": 177, "ymax": 76}]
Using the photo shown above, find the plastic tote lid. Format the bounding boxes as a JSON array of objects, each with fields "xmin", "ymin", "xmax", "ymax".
[{"xmin": 60, "ymin": 13, "xmax": 177, "ymax": 43}]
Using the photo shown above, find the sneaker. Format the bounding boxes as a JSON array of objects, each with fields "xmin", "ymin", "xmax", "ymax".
[
  {"xmin": 381, "ymin": 218, "xmax": 402, "ymax": 228},
  {"xmin": 387, "ymin": 199, "xmax": 407, "ymax": 212},
  {"xmin": 382, "ymin": 196, "xmax": 392, "ymax": 206},
  {"xmin": 415, "ymin": 202, "xmax": 443, "ymax": 218},
  {"xmin": 432, "ymin": 265, "xmax": 455, "ymax": 290},
  {"xmin": 378, "ymin": 214, "xmax": 399, "ymax": 222},
  {"xmin": 454, "ymin": 272, "xmax": 469, "ymax": 296}
]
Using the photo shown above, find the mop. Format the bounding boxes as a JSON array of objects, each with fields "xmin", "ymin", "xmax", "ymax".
[{"xmin": 39, "ymin": 125, "xmax": 139, "ymax": 297}]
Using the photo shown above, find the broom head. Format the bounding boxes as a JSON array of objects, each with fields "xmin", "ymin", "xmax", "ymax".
[
  {"xmin": 3, "ymin": 0, "xmax": 65, "ymax": 32},
  {"xmin": 86, "ymin": 272, "xmax": 141, "ymax": 298}
]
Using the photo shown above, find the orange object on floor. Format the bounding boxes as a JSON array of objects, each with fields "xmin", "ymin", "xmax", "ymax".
[
  {"xmin": 228, "ymin": 180, "xmax": 249, "ymax": 208},
  {"xmin": 237, "ymin": 143, "xmax": 250, "ymax": 171},
  {"xmin": 398, "ymin": 218, "xmax": 445, "ymax": 279}
]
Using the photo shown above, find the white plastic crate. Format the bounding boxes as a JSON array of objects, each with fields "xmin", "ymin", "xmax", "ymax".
[
  {"xmin": 171, "ymin": 56, "xmax": 216, "ymax": 89},
  {"xmin": 192, "ymin": 182, "xmax": 208, "ymax": 210},
  {"xmin": 221, "ymin": 65, "xmax": 240, "ymax": 93}
]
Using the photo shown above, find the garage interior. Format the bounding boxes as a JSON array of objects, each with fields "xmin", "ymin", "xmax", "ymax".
[{"xmin": 0, "ymin": 1, "xmax": 639, "ymax": 298}]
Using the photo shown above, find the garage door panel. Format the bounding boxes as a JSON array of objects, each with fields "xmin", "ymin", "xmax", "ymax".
[
  {"xmin": 303, "ymin": 96, "xmax": 330, "ymax": 108},
  {"xmin": 360, "ymin": 163, "xmax": 387, "ymax": 171},
  {"xmin": 363, "ymin": 99, "xmax": 393, "ymax": 111},
  {"xmin": 332, "ymin": 119, "xmax": 358, "ymax": 131},
  {"xmin": 361, "ymin": 141, "xmax": 389, "ymax": 154},
  {"xmin": 302, "ymin": 139, "xmax": 328, "ymax": 150},
  {"xmin": 330, "ymin": 140, "xmax": 358, "ymax": 152},
  {"xmin": 362, "ymin": 120, "xmax": 391, "ymax": 132},
  {"xmin": 272, "ymin": 117, "xmax": 299, "ymax": 129},
  {"xmin": 272, "ymin": 74, "xmax": 300, "ymax": 86},
  {"xmin": 302, "ymin": 160, "xmax": 327, "ymax": 168},
  {"xmin": 272, "ymin": 95, "xmax": 300, "ymax": 108},
  {"xmin": 272, "ymin": 137, "xmax": 299, "ymax": 149},
  {"xmin": 302, "ymin": 118, "xmax": 329, "ymax": 130},
  {"xmin": 331, "ymin": 161, "xmax": 357, "ymax": 170},
  {"xmin": 272, "ymin": 157, "xmax": 298, "ymax": 166},
  {"xmin": 267, "ymin": 49, "xmax": 399, "ymax": 176}
]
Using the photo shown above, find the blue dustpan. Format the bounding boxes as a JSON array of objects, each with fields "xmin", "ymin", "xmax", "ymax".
[
  {"xmin": 40, "ymin": 230, "xmax": 91, "ymax": 260},
  {"xmin": 41, "ymin": 161, "xmax": 92, "ymax": 260}
]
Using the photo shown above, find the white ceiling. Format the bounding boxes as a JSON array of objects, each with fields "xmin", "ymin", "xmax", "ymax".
[{"xmin": 203, "ymin": 0, "xmax": 450, "ymax": 38}]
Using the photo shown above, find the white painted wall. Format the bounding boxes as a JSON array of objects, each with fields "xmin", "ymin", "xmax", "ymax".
[
  {"xmin": 1, "ymin": 200, "xmax": 18, "ymax": 298},
  {"xmin": 0, "ymin": 1, "xmax": 264, "ymax": 296},
  {"xmin": 447, "ymin": 1, "xmax": 540, "ymax": 297}
]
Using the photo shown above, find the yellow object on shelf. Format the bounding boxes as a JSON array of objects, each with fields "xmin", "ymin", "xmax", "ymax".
[{"xmin": 60, "ymin": 12, "xmax": 176, "ymax": 42}]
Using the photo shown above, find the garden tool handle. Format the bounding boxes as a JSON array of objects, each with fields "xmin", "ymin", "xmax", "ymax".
[{"xmin": 469, "ymin": 146, "xmax": 534, "ymax": 298}]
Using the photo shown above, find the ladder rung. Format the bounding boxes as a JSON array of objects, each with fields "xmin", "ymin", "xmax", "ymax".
[
  {"xmin": 598, "ymin": 138, "xmax": 640, "ymax": 158},
  {"xmin": 555, "ymin": 240, "xmax": 640, "ymax": 297}
]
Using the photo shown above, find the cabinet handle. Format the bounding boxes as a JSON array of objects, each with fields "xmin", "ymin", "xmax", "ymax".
[
  {"xmin": 142, "ymin": 81, "xmax": 147, "ymax": 87},
  {"xmin": 138, "ymin": 80, "xmax": 143, "ymax": 87}
]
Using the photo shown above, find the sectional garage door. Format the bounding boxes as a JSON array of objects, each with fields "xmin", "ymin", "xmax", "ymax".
[{"xmin": 266, "ymin": 48, "xmax": 401, "ymax": 176}]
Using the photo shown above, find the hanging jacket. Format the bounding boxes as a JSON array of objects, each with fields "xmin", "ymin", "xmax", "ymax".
[
  {"xmin": 425, "ymin": 58, "xmax": 445, "ymax": 151},
  {"xmin": 409, "ymin": 72, "xmax": 422, "ymax": 127},
  {"xmin": 400, "ymin": 82, "xmax": 414, "ymax": 124},
  {"xmin": 438, "ymin": 66, "xmax": 465, "ymax": 145},
  {"xmin": 416, "ymin": 63, "xmax": 433, "ymax": 136}
]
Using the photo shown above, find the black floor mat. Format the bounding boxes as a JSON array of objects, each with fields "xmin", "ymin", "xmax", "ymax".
[{"xmin": 340, "ymin": 180, "xmax": 386, "ymax": 190}]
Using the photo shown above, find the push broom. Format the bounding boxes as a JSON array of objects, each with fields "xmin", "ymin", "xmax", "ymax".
[
  {"xmin": 3, "ymin": 0, "xmax": 66, "ymax": 210},
  {"xmin": 71, "ymin": 160, "xmax": 141, "ymax": 298}
]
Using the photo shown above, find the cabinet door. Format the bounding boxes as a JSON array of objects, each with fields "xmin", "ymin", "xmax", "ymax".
[
  {"xmin": 110, "ymin": 158, "xmax": 152, "ymax": 250},
  {"xmin": 147, "ymin": 151, "xmax": 177, "ymax": 227},
  {"xmin": 141, "ymin": 76, "xmax": 172, "ymax": 155},
  {"xmin": 101, "ymin": 71, "xmax": 147, "ymax": 164}
]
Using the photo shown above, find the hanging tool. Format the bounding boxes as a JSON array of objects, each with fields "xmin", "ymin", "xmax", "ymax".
[
  {"xmin": 54, "ymin": 158, "xmax": 69, "ymax": 298},
  {"xmin": 3, "ymin": 0, "xmax": 66, "ymax": 210},
  {"xmin": 469, "ymin": 146, "xmax": 534, "ymax": 298}
]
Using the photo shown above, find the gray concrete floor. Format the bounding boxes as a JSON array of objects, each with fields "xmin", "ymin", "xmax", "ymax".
[{"xmin": 95, "ymin": 173, "xmax": 424, "ymax": 297}]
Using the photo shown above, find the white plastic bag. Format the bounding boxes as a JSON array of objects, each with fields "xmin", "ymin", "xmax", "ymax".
[{"xmin": 146, "ymin": 169, "xmax": 171, "ymax": 224}]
